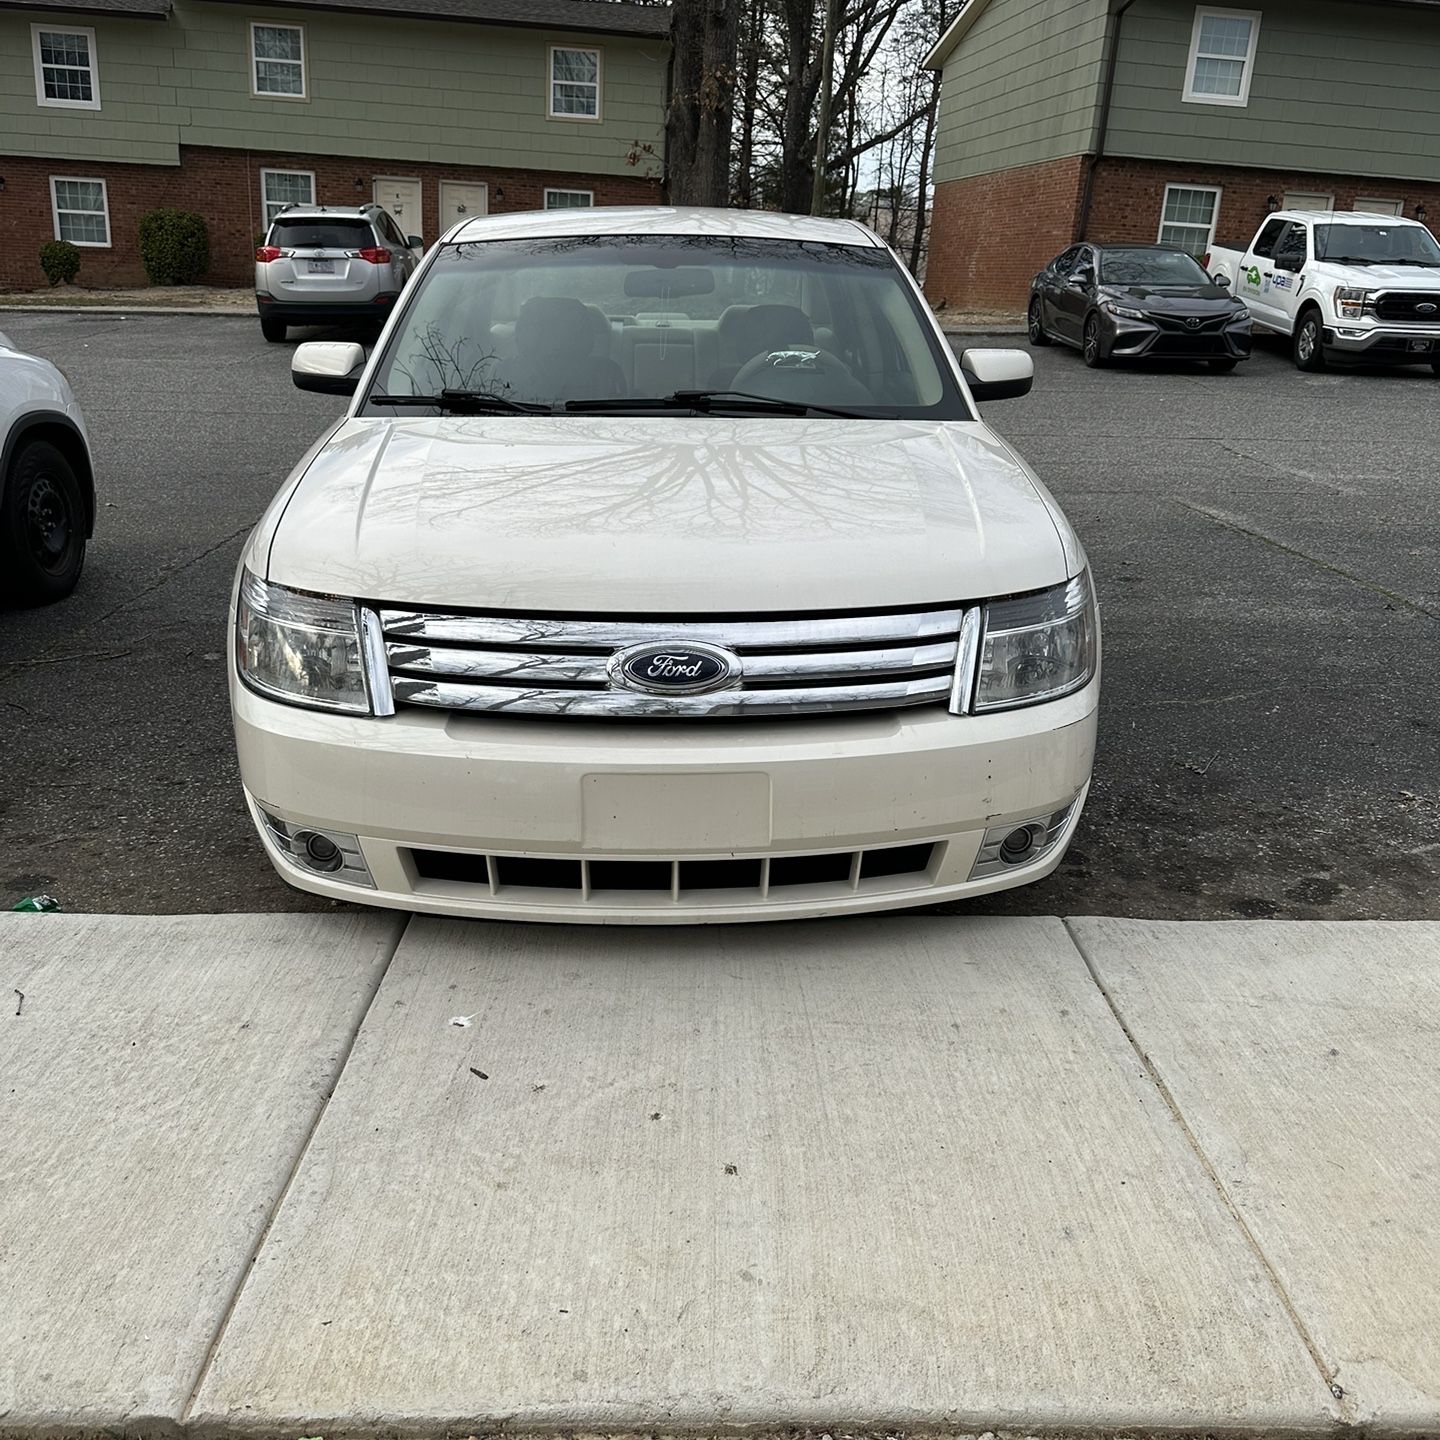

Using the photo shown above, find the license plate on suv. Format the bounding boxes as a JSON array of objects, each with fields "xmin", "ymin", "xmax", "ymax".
[{"xmin": 307, "ymin": 259, "xmax": 335, "ymax": 274}]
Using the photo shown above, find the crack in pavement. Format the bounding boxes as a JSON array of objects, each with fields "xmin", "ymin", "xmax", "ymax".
[{"xmin": 1173, "ymin": 501, "xmax": 1439, "ymax": 621}]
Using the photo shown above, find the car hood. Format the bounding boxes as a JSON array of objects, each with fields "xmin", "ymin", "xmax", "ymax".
[
  {"xmin": 264, "ymin": 417, "xmax": 1071, "ymax": 613},
  {"xmin": 1310, "ymin": 262, "xmax": 1440, "ymax": 285},
  {"xmin": 1102, "ymin": 284, "xmax": 1239, "ymax": 312}
]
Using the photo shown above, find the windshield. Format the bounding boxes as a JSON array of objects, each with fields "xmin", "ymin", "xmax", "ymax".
[
  {"xmin": 1100, "ymin": 249, "xmax": 1212, "ymax": 286},
  {"xmin": 362, "ymin": 234, "xmax": 969, "ymax": 418},
  {"xmin": 1313, "ymin": 223, "xmax": 1440, "ymax": 265}
]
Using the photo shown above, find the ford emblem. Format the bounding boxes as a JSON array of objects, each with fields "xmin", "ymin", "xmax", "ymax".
[
  {"xmin": 609, "ymin": 641, "xmax": 740, "ymax": 696},
  {"xmin": 1418, "ymin": 302, "xmax": 1438, "ymax": 316}
]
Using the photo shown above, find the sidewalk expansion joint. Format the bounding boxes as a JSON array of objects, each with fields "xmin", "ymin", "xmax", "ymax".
[
  {"xmin": 1062, "ymin": 917, "xmax": 1353, "ymax": 1428},
  {"xmin": 176, "ymin": 912, "xmax": 412, "ymax": 1422}
]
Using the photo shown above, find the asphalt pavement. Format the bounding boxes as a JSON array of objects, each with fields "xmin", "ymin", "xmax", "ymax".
[{"xmin": 0, "ymin": 313, "xmax": 1436, "ymax": 918}]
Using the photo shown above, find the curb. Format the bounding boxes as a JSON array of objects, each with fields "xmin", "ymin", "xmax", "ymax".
[
  {"xmin": 942, "ymin": 325, "xmax": 1028, "ymax": 337},
  {"xmin": 0, "ymin": 305, "xmax": 252, "ymax": 317}
]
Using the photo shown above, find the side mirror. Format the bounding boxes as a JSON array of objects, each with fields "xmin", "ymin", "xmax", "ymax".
[
  {"xmin": 962, "ymin": 347, "xmax": 1034, "ymax": 403},
  {"xmin": 406, "ymin": 235, "xmax": 422, "ymax": 250},
  {"xmin": 1213, "ymin": 273, "xmax": 1232, "ymax": 287},
  {"xmin": 292, "ymin": 341, "xmax": 366, "ymax": 396},
  {"xmin": 1068, "ymin": 272, "xmax": 1092, "ymax": 289}
]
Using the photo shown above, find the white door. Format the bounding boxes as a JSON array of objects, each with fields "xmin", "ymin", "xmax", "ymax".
[
  {"xmin": 440, "ymin": 181, "xmax": 488, "ymax": 235},
  {"xmin": 373, "ymin": 177, "xmax": 422, "ymax": 245}
]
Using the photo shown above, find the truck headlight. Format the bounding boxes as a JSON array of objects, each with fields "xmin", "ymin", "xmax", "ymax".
[
  {"xmin": 1335, "ymin": 287, "xmax": 1375, "ymax": 320},
  {"xmin": 236, "ymin": 569, "xmax": 371, "ymax": 713},
  {"xmin": 974, "ymin": 572, "xmax": 1097, "ymax": 712}
]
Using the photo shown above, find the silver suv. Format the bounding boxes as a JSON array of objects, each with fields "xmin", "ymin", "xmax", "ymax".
[{"xmin": 255, "ymin": 203, "xmax": 420, "ymax": 342}]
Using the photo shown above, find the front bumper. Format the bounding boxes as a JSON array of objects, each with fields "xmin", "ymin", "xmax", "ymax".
[
  {"xmin": 1105, "ymin": 313, "xmax": 1252, "ymax": 361},
  {"xmin": 255, "ymin": 293, "xmax": 398, "ymax": 325},
  {"xmin": 232, "ymin": 677, "xmax": 1100, "ymax": 924},
  {"xmin": 1324, "ymin": 323, "xmax": 1440, "ymax": 360}
]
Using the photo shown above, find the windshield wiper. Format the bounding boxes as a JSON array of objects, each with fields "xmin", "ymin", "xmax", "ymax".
[
  {"xmin": 368, "ymin": 390, "xmax": 554, "ymax": 414},
  {"xmin": 1320, "ymin": 255, "xmax": 1376, "ymax": 266},
  {"xmin": 566, "ymin": 389, "xmax": 886, "ymax": 419}
]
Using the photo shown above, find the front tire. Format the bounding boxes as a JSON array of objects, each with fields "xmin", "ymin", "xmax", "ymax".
[
  {"xmin": 1293, "ymin": 309, "xmax": 1326, "ymax": 371},
  {"xmin": 1028, "ymin": 297, "xmax": 1051, "ymax": 346},
  {"xmin": 0, "ymin": 439, "xmax": 86, "ymax": 606},
  {"xmin": 1082, "ymin": 314, "xmax": 1106, "ymax": 368},
  {"xmin": 260, "ymin": 317, "xmax": 287, "ymax": 343}
]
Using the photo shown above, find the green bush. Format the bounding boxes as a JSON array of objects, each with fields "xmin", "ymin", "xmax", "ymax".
[
  {"xmin": 39, "ymin": 240, "xmax": 82, "ymax": 287},
  {"xmin": 137, "ymin": 208, "xmax": 210, "ymax": 285}
]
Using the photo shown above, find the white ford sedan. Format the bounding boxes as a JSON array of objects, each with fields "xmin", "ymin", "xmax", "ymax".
[{"xmin": 230, "ymin": 208, "xmax": 1099, "ymax": 923}]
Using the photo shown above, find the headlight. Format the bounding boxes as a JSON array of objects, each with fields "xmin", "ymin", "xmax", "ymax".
[
  {"xmin": 1102, "ymin": 301, "xmax": 1146, "ymax": 321},
  {"xmin": 974, "ymin": 572, "xmax": 1097, "ymax": 712},
  {"xmin": 235, "ymin": 568, "xmax": 372, "ymax": 713},
  {"xmin": 1335, "ymin": 287, "xmax": 1375, "ymax": 320}
]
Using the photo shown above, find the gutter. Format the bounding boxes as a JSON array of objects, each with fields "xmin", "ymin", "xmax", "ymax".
[{"xmin": 1076, "ymin": 0, "xmax": 1137, "ymax": 241}]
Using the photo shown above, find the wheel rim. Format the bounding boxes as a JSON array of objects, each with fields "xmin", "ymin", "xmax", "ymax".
[
  {"xmin": 24, "ymin": 470, "xmax": 76, "ymax": 575},
  {"xmin": 1029, "ymin": 302, "xmax": 1043, "ymax": 341},
  {"xmin": 1298, "ymin": 322, "xmax": 1316, "ymax": 362},
  {"xmin": 1084, "ymin": 320, "xmax": 1099, "ymax": 362}
]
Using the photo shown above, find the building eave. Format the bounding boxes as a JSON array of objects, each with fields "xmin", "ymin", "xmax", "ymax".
[
  {"xmin": 923, "ymin": 0, "xmax": 992, "ymax": 72},
  {"xmin": 195, "ymin": 0, "xmax": 671, "ymax": 38}
]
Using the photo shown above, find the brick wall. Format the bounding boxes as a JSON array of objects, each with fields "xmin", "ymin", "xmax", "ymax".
[
  {"xmin": 0, "ymin": 146, "xmax": 662, "ymax": 290},
  {"xmin": 923, "ymin": 155, "xmax": 1090, "ymax": 313},
  {"xmin": 1088, "ymin": 157, "xmax": 1440, "ymax": 255}
]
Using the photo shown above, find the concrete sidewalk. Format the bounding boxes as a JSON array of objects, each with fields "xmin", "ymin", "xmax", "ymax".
[{"xmin": 1, "ymin": 913, "xmax": 1436, "ymax": 1439}]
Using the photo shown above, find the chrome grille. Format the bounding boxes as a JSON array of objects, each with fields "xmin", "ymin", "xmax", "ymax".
[{"xmin": 379, "ymin": 605, "xmax": 978, "ymax": 718}]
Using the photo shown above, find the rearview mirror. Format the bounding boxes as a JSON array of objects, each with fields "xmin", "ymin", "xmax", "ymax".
[
  {"xmin": 292, "ymin": 341, "xmax": 366, "ymax": 395},
  {"xmin": 961, "ymin": 348, "xmax": 1034, "ymax": 403}
]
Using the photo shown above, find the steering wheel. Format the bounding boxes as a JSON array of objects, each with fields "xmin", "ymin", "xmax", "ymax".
[{"xmin": 732, "ymin": 346, "xmax": 874, "ymax": 405}]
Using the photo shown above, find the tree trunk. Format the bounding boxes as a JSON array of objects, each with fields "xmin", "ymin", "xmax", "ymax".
[
  {"xmin": 777, "ymin": 0, "xmax": 819, "ymax": 213},
  {"xmin": 733, "ymin": 0, "xmax": 764, "ymax": 208},
  {"xmin": 665, "ymin": 0, "xmax": 741, "ymax": 206},
  {"xmin": 907, "ymin": 71, "xmax": 940, "ymax": 275}
]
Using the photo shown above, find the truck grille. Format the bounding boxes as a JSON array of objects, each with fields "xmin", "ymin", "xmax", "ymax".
[
  {"xmin": 379, "ymin": 605, "xmax": 977, "ymax": 718},
  {"xmin": 1373, "ymin": 292, "xmax": 1440, "ymax": 323}
]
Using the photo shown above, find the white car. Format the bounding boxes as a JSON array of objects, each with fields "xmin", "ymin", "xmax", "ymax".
[
  {"xmin": 1, "ymin": 330, "xmax": 95, "ymax": 604},
  {"xmin": 1207, "ymin": 211, "xmax": 1440, "ymax": 372},
  {"xmin": 230, "ymin": 208, "xmax": 1100, "ymax": 924}
]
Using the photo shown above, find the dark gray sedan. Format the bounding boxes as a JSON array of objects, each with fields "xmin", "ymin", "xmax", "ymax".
[{"xmin": 1029, "ymin": 243, "xmax": 1253, "ymax": 372}]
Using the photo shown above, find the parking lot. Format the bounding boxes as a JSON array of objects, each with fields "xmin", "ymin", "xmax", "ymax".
[{"xmin": 0, "ymin": 311, "xmax": 1436, "ymax": 919}]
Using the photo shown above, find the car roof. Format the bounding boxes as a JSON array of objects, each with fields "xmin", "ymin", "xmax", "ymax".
[
  {"xmin": 271, "ymin": 205, "xmax": 381, "ymax": 221},
  {"xmin": 445, "ymin": 206, "xmax": 883, "ymax": 247}
]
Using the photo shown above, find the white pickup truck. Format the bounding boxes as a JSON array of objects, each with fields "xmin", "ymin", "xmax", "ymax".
[{"xmin": 1207, "ymin": 210, "xmax": 1440, "ymax": 372}]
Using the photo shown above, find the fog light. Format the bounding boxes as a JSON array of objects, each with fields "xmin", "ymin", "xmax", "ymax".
[
  {"xmin": 969, "ymin": 801, "xmax": 1079, "ymax": 881},
  {"xmin": 256, "ymin": 808, "xmax": 375, "ymax": 888}
]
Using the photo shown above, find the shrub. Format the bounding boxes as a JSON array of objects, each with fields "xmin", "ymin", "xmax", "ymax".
[
  {"xmin": 138, "ymin": 208, "xmax": 210, "ymax": 285},
  {"xmin": 39, "ymin": 240, "xmax": 82, "ymax": 287}
]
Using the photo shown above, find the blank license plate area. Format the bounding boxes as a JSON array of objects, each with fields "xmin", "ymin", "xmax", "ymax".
[{"xmin": 307, "ymin": 259, "xmax": 335, "ymax": 274}]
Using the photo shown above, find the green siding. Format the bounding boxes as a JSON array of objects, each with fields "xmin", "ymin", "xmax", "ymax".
[
  {"xmin": 933, "ymin": 0, "xmax": 1110, "ymax": 184},
  {"xmin": 1, "ymin": 1, "xmax": 666, "ymax": 172},
  {"xmin": 1106, "ymin": 0, "xmax": 1440, "ymax": 183}
]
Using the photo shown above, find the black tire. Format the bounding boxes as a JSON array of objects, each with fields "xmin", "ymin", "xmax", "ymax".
[
  {"xmin": 1209, "ymin": 358, "xmax": 1239, "ymax": 373},
  {"xmin": 1027, "ymin": 297, "xmax": 1051, "ymax": 346},
  {"xmin": 260, "ymin": 317, "xmax": 287, "ymax": 343},
  {"xmin": 1293, "ymin": 309, "xmax": 1326, "ymax": 371},
  {"xmin": 0, "ymin": 439, "xmax": 86, "ymax": 606},
  {"xmin": 1432, "ymin": 360, "xmax": 1440, "ymax": 376},
  {"xmin": 1082, "ymin": 314, "xmax": 1106, "ymax": 368}
]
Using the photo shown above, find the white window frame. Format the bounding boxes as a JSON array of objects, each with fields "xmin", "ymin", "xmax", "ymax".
[
  {"xmin": 50, "ymin": 176, "xmax": 110, "ymax": 247},
  {"xmin": 1284, "ymin": 192, "xmax": 1334, "ymax": 213},
  {"xmin": 1157, "ymin": 183, "xmax": 1223, "ymax": 256},
  {"xmin": 1354, "ymin": 197, "xmax": 1403, "ymax": 217},
  {"xmin": 1183, "ymin": 7, "xmax": 1261, "ymax": 108},
  {"xmin": 260, "ymin": 167, "xmax": 316, "ymax": 227},
  {"xmin": 544, "ymin": 188, "xmax": 596, "ymax": 209},
  {"xmin": 547, "ymin": 45, "xmax": 602, "ymax": 122},
  {"xmin": 31, "ymin": 24, "xmax": 100, "ymax": 111},
  {"xmin": 250, "ymin": 21, "xmax": 307, "ymax": 100}
]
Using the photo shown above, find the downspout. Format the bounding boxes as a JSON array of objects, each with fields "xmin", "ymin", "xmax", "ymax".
[{"xmin": 1076, "ymin": 0, "xmax": 1137, "ymax": 240}]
